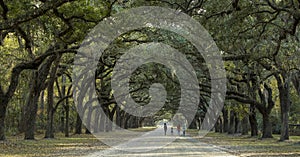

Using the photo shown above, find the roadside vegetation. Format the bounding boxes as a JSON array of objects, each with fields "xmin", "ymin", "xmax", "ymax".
[{"xmin": 188, "ymin": 130, "xmax": 300, "ymax": 157}]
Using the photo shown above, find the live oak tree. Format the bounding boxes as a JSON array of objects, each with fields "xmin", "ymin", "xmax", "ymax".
[
  {"xmin": 200, "ymin": 0, "xmax": 300, "ymax": 140},
  {"xmin": 0, "ymin": 0, "xmax": 116, "ymax": 140},
  {"xmin": 0, "ymin": 0, "xmax": 299, "ymax": 142}
]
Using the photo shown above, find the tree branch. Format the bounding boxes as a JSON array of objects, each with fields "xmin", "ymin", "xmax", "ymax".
[
  {"xmin": 0, "ymin": 0, "xmax": 75, "ymax": 30},
  {"xmin": 4, "ymin": 45, "xmax": 78, "ymax": 99},
  {"xmin": 0, "ymin": 0, "xmax": 8, "ymax": 20}
]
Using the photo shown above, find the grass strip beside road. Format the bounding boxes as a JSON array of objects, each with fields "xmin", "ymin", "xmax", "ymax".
[
  {"xmin": 0, "ymin": 133, "xmax": 107, "ymax": 157},
  {"xmin": 0, "ymin": 127, "xmax": 157, "ymax": 157},
  {"xmin": 187, "ymin": 129, "xmax": 300, "ymax": 157}
]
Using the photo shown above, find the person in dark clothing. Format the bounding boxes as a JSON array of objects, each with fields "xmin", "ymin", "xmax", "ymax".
[{"xmin": 164, "ymin": 123, "xmax": 167, "ymax": 135}]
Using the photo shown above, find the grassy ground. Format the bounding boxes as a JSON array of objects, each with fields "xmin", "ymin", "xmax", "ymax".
[
  {"xmin": 187, "ymin": 129, "xmax": 300, "ymax": 157},
  {"xmin": 0, "ymin": 127, "xmax": 156, "ymax": 157},
  {"xmin": 2, "ymin": 128, "xmax": 299, "ymax": 157},
  {"xmin": 0, "ymin": 133, "xmax": 107, "ymax": 157}
]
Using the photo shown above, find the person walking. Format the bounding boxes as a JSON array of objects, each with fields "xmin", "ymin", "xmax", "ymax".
[
  {"xmin": 177, "ymin": 124, "xmax": 181, "ymax": 136},
  {"xmin": 164, "ymin": 123, "xmax": 167, "ymax": 136}
]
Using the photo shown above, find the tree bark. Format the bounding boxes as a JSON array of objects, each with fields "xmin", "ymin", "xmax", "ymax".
[
  {"xmin": 44, "ymin": 109, "xmax": 55, "ymax": 138},
  {"xmin": 275, "ymin": 74, "xmax": 291, "ymax": 141},
  {"xmin": 85, "ymin": 106, "xmax": 92, "ymax": 134},
  {"xmin": 45, "ymin": 55, "xmax": 60, "ymax": 138},
  {"xmin": 24, "ymin": 75, "xmax": 40, "ymax": 140},
  {"xmin": 241, "ymin": 116, "xmax": 249, "ymax": 135},
  {"xmin": 18, "ymin": 104, "xmax": 26, "ymax": 133},
  {"xmin": 64, "ymin": 104, "xmax": 69, "ymax": 137},
  {"xmin": 103, "ymin": 104, "xmax": 116, "ymax": 132},
  {"xmin": 115, "ymin": 106, "xmax": 121, "ymax": 129},
  {"xmin": 0, "ymin": 43, "xmax": 68, "ymax": 141},
  {"xmin": 60, "ymin": 111, "xmax": 65, "ymax": 133},
  {"xmin": 123, "ymin": 114, "xmax": 130, "ymax": 129},
  {"xmin": 219, "ymin": 117, "xmax": 223, "ymax": 133},
  {"xmin": 279, "ymin": 85, "xmax": 290, "ymax": 141},
  {"xmin": 85, "ymin": 128, "xmax": 91, "ymax": 134},
  {"xmin": 75, "ymin": 113, "xmax": 82, "ymax": 134},
  {"xmin": 228, "ymin": 110, "xmax": 235, "ymax": 134},
  {"xmin": 189, "ymin": 118, "xmax": 198, "ymax": 129},
  {"xmin": 249, "ymin": 104, "xmax": 258, "ymax": 136},
  {"xmin": 262, "ymin": 112, "xmax": 273, "ymax": 138},
  {"xmin": 127, "ymin": 116, "xmax": 133, "ymax": 128},
  {"xmin": 99, "ymin": 112, "xmax": 105, "ymax": 132},
  {"xmin": 93, "ymin": 108, "xmax": 100, "ymax": 133},
  {"xmin": 215, "ymin": 117, "xmax": 220, "ymax": 132},
  {"xmin": 24, "ymin": 55, "xmax": 56, "ymax": 140},
  {"xmin": 138, "ymin": 117, "xmax": 145, "ymax": 128},
  {"xmin": 120, "ymin": 110, "xmax": 126, "ymax": 129},
  {"xmin": 104, "ymin": 108, "xmax": 112, "ymax": 132},
  {"xmin": 234, "ymin": 114, "xmax": 240, "ymax": 133},
  {"xmin": 0, "ymin": 100, "xmax": 8, "ymax": 140},
  {"xmin": 256, "ymin": 83, "xmax": 275, "ymax": 138},
  {"xmin": 291, "ymin": 72, "xmax": 300, "ymax": 96},
  {"xmin": 222, "ymin": 108, "xmax": 228, "ymax": 133}
]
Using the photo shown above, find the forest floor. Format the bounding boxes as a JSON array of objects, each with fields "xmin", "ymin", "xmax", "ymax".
[
  {"xmin": 0, "ymin": 133, "xmax": 108, "ymax": 157},
  {"xmin": 0, "ymin": 127, "xmax": 156, "ymax": 157},
  {"xmin": 1, "ymin": 128, "xmax": 299, "ymax": 157},
  {"xmin": 188, "ymin": 129, "xmax": 300, "ymax": 157}
]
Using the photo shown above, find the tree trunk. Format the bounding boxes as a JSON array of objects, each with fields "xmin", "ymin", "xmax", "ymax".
[
  {"xmin": 234, "ymin": 114, "xmax": 240, "ymax": 133},
  {"xmin": 133, "ymin": 117, "xmax": 139, "ymax": 128},
  {"xmin": 276, "ymin": 74, "xmax": 291, "ymax": 141},
  {"xmin": 249, "ymin": 104, "xmax": 258, "ymax": 136},
  {"xmin": 131, "ymin": 116, "xmax": 136, "ymax": 128},
  {"xmin": 222, "ymin": 108, "xmax": 228, "ymax": 133},
  {"xmin": 75, "ymin": 113, "xmax": 82, "ymax": 134},
  {"xmin": 103, "ymin": 104, "xmax": 117, "ymax": 132},
  {"xmin": 279, "ymin": 87, "xmax": 290, "ymax": 141},
  {"xmin": 39, "ymin": 91, "xmax": 45, "ymax": 130},
  {"xmin": 85, "ymin": 128, "xmax": 91, "ymax": 134},
  {"xmin": 44, "ymin": 79, "xmax": 55, "ymax": 138},
  {"xmin": 241, "ymin": 116, "xmax": 249, "ymax": 135},
  {"xmin": 44, "ymin": 110, "xmax": 55, "ymax": 138},
  {"xmin": 60, "ymin": 112, "xmax": 64, "ymax": 133},
  {"xmin": 24, "ymin": 55, "xmax": 56, "ymax": 140},
  {"xmin": 215, "ymin": 117, "xmax": 220, "ymax": 132},
  {"xmin": 115, "ymin": 106, "xmax": 121, "ymax": 129},
  {"xmin": 123, "ymin": 114, "xmax": 130, "ymax": 129},
  {"xmin": 291, "ymin": 72, "xmax": 300, "ymax": 96},
  {"xmin": 93, "ymin": 108, "xmax": 100, "ymax": 133},
  {"xmin": 134, "ymin": 117, "xmax": 139, "ymax": 128},
  {"xmin": 262, "ymin": 112, "xmax": 273, "ymax": 138},
  {"xmin": 138, "ymin": 117, "xmax": 144, "ymax": 128},
  {"xmin": 0, "ymin": 100, "xmax": 8, "ymax": 140},
  {"xmin": 99, "ymin": 112, "xmax": 105, "ymax": 132},
  {"xmin": 64, "ymin": 105, "xmax": 69, "ymax": 137},
  {"xmin": 106, "ymin": 115, "xmax": 113, "ymax": 132},
  {"xmin": 219, "ymin": 117, "xmax": 223, "ymax": 133},
  {"xmin": 127, "ymin": 116, "xmax": 133, "ymax": 128},
  {"xmin": 120, "ymin": 111, "xmax": 126, "ymax": 129},
  {"xmin": 45, "ymin": 55, "xmax": 60, "ymax": 139},
  {"xmin": 85, "ymin": 106, "xmax": 92, "ymax": 134},
  {"xmin": 189, "ymin": 118, "xmax": 198, "ymax": 129},
  {"xmin": 24, "ymin": 72, "xmax": 40, "ymax": 140},
  {"xmin": 104, "ymin": 111, "xmax": 112, "ymax": 132},
  {"xmin": 197, "ymin": 117, "xmax": 201, "ymax": 130},
  {"xmin": 24, "ymin": 86, "xmax": 40, "ymax": 140},
  {"xmin": 18, "ymin": 104, "xmax": 26, "ymax": 133},
  {"xmin": 228, "ymin": 110, "xmax": 235, "ymax": 134}
]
